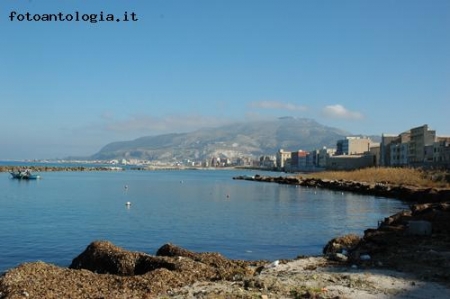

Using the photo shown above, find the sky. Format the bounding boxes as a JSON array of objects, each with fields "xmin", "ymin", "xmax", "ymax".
[{"xmin": 1, "ymin": 0, "xmax": 449, "ymax": 160}]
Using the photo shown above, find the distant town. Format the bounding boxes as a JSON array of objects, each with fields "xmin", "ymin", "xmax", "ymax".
[
  {"xmin": 22, "ymin": 124, "xmax": 450, "ymax": 172},
  {"xmin": 273, "ymin": 124, "xmax": 450, "ymax": 172}
]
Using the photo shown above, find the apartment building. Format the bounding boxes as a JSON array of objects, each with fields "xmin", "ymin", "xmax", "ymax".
[
  {"xmin": 276, "ymin": 149, "xmax": 292, "ymax": 170},
  {"xmin": 379, "ymin": 124, "xmax": 449, "ymax": 168},
  {"xmin": 390, "ymin": 142, "xmax": 409, "ymax": 166},
  {"xmin": 380, "ymin": 134, "xmax": 397, "ymax": 166},
  {"xmin": 434, "ymin": 138, "xmax": 450, "ymax": 165},
  {"xmin": 409, "ymin": 124, "xmax": 436, "ymax": 164},
  {"xmin": 290, "ymin": 150, "xmax": 310, "ymax": 171},
  {"xmin": 335, "ymin": 137, "xmax": 372, "ymax": 155}
]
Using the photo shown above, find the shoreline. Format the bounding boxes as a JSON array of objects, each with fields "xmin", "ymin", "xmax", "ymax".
[{"xmin": 233, "ymin": 174, "xmax": 450, "ymax": 203}]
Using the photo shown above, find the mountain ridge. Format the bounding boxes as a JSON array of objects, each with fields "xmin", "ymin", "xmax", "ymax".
[{"xmin": 89, "ymin": 118, "xmax": 363, "ymax": 162}]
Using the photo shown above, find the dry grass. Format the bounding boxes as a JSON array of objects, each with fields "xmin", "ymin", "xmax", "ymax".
[{"xmin": 303, "ymin": 167, "xmax": 450, "ymax": 188}]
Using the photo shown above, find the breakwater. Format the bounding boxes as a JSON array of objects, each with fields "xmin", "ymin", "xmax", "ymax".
[
  {"xmin": 233, "ymin": 174, "xmax": 450, "ymax": 203},
  {"xmin": 0, "ymin": 165, "xmax": 127, "ymax": 173}
]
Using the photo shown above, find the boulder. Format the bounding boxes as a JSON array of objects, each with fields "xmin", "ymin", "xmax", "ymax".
[
  {"xmin": 406, "ymin": 220, "xmax": 432, "ymax": 236},
  {"xmin": 323, "ymin": 234, "xmax": 361, "ymax": 255},
  {"xmin": 69, "ymin": 241, "xmax": 176, "ymax": 275},
  {"xmin": 70, "ymin": 241, "xmax": 258, "ymax": 281}
]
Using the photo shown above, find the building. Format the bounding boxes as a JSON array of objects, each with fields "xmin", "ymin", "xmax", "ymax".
[
  {"xmin": 369, "ymin": 145, "xmax": 380, "ymax": 166},
  {"xmin": 317, "ymin": 147, "xmax": 336, "ymax": 168},
  {"xmin": 326, "ymin": 154, "xmax": 376, "ymax": 170},
  {"xmin": 291, "ymin": 150, "xmax": 309, "ymax": 171},
  {"xmin": 335, "ymin": 137, "xmax": 372, "ymax": 156},
  {"xmin": 408, "ymin": 125, "xmax": 436, "ymax": 165},
  {"xmin": 259, "ymin": 155, "xmax": 276, "ymax": 169},
  {"xmin": 378, "ymin": 125, "xmax": 450, "ymax": 168},
  {"xmin": 434, "ymin": 138, "xmax": 450, "ymax": 166},
  {"xmin": 276, "ymin": 149, "xmax": 291, "ymax": 171},
  {"xmin": 380, "ymin": 134, "xmax": 398, "ymax": 166},
  {"xmin": 390, "ymin": 142, "xmax": 409, "ymax": 166}
]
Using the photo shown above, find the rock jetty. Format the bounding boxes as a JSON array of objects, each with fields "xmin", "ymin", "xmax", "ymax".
[
  {"xmin": 0, "ymin": 165, "xmax": 125, "ymax": 173},
  {"xmin": 233, "ymin": 174, "xmax": 450, "ymax": 203}
]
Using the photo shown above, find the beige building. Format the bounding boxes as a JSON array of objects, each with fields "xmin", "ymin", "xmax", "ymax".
[
  {"xmin": 336, "ymin": 137, "xmax": 373, "ymax": 156},
  {"xmin": 378, "ymin": 124, "xmax": 449, "ymax": 168},
  {"xmin": 409, "ymin": 124, "xmax": 436, "ymax": 164},
  {"xmin": 276, "ymin": 149, "xmax": 291, "ymax": 170}
]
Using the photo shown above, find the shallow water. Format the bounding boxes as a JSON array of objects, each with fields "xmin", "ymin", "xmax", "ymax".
[{"xmin": 0, "ymin": 169, "xmax": 406, "ymax": 272}]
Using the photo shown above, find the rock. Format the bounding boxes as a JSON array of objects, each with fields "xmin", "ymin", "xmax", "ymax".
[
  {"xmin": 360, "ymin": 254, "xmax": 371, "ymax": 261},
  {"xmin": 332, "ymin": 253, "xmax": 348, "ymax": 262},
  {"xmin": 156, "ymin": 243, "xmax": 197, "ymax": 259},
  {"xmin": 323, "ymin": 234, "xmax": 361, "ymax": 255},
  {"xmin": 69, "ymin": 240, "xmax": 141, "ymax": 275},
  {"xmin": 69, "ymin": 241, "xmax": 262, "ymax": 283},
  {"xmin": 406, "ymin": 220, "xmax": 432, "ymax": 236}
]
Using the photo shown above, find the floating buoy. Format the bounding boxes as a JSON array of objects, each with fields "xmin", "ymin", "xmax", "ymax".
[{"xmin": 125, "ymin": 201, "xmax": 131, "ymax": 206}]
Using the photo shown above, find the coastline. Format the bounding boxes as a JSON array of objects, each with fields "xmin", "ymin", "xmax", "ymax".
[
  {"xmin": 233, "ymin": 174, "xmax": 450, "ymax": 203},
  {"xmin": 1, "ymin": 173, "xmax": 449, "ymax": 298}
]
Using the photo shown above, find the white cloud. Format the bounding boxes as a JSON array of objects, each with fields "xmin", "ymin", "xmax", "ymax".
[
  {"xmin": 249, "ymin": 100, "xmax": 307, "ymax": 111},
  {"xmin": 322, "ymin": 104, "xmax": 363, "ymax": 120}
]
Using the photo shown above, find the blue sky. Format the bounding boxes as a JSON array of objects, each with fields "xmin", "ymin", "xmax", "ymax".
[{"xmin": 1, "ymin": 0, "xmax": 449, "ymax": 160}]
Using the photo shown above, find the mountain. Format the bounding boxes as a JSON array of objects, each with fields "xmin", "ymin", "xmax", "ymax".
[{"xmin": 90, "ymin": 118, "xmax": 354, "ymax": 162}]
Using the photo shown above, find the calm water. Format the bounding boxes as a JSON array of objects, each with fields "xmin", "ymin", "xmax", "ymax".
[{"xmin": 0, "ymin": 169, "xmax": 407, "ymax": 273}]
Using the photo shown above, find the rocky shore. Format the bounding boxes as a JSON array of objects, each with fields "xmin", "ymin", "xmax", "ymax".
[
  {"xmin": 1, "ymin": 174, "xmax": 450, "ymax": 298},
  {"xmin": 233, "ymin": 174, "xmax": 450, "ymax": 203},
  {"xmin": 0, "ymin": 165, "xmax": 126, "ymax": 173}
]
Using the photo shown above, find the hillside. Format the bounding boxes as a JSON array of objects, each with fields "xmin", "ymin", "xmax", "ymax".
[{"xmin": 89, "ymin": 118, "xmax": 353, "ymax": 162}]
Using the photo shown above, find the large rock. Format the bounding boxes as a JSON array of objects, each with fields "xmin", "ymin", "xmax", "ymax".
[
  {"xmin": 406, "ymin": 220, "xmax": 432, "ymax": 236},
  {"xmin": 323, "ymin": 234, "xmax": 361, "ymax": 255},
  {"xmin": 70, "ymin": 241, "xmax": 259, "ymax": 281},
  {"xmin": 70, "ymin": 241, "xmax": 176, "ymax": 275}
]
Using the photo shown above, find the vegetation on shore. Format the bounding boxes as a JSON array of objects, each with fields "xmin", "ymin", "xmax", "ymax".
[{"xmin": 304, "ymin": 167, "xmax": 450, "ymax": 188}]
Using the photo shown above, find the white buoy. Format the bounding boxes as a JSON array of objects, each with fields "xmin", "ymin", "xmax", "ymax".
[{"xmin": 125, "ymin": 201, "xmax": 131, "ymax": 206}]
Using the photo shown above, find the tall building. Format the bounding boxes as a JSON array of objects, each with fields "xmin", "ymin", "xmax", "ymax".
[
  {"xmin": 276, "ymin": 149, "xmax": 291, "ymax": 170},
  {"xmin": 291, "ymin": 150, "xmax": 308, "ymax": 171},
  {"xmin": 408, "ymin": 125, "xmax": 436, "ymax": 164},
  {"xmin": 380, "ymin": 134, "xmax": 398, "ymax": 166}
]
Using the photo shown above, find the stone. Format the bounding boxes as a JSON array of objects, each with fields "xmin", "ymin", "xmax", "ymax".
[
  {"xmin": 406, "ymin": 220, "xmax": 432, "ymax": 236},
  {"xmin": 323, "ymin": 234, "xmax": 361, "ymax": 255}
]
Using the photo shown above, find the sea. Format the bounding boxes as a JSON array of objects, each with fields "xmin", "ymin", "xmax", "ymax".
[{"xmin": 0, "ymin": 166, "xmax": 407, "ymax": 273}]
